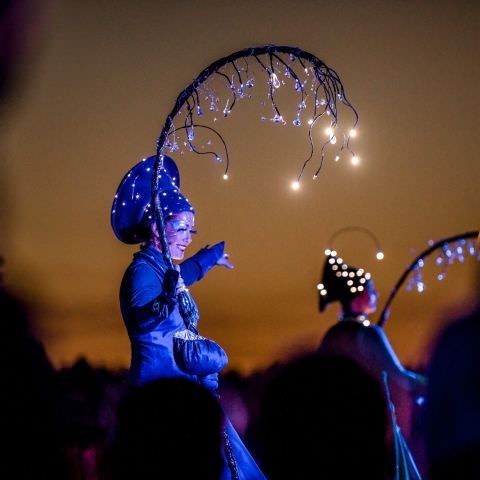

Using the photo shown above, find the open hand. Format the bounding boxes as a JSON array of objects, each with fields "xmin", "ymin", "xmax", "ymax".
[{"xmin": 216, "ymin": 252, "xmax": 234, "ymax": 269}]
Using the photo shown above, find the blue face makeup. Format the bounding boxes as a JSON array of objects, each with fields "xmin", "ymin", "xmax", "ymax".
[{"xmin": 166, "ymin": 220, "xmax": 198, "ymax": 236}]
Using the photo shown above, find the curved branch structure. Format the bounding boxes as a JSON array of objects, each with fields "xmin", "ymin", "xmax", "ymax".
[
  {"xmin": 377, "ymin": 231, "xmax": 479, "ymax": 327},
  {"xmin": 152, "ymin": 44, "xmax": 359, "ymax": 268}
]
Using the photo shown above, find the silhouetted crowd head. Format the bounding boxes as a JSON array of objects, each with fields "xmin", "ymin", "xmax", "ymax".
[
  {"xmin": 1, "ymin": 286, "xmax": 480, "ymax": 479},
  {"xmin": 425, "ymin": 308, "xmax": 480, "ymax": 479},
  {"xmin": 110, "ymin": 377, "xmax": 224, "ymax": 480},
  {"xmin": 0, "ymin": 288, "xmax": 69, "ymax": 479},
  {"xmin": 260, "ymin": 354, "xmax": 388, "ymax": 479}
]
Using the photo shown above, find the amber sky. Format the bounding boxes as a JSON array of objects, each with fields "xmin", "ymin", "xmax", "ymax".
[{"xmin": 1, "ymin": 0, "xmax": 479, "ymax": 372}]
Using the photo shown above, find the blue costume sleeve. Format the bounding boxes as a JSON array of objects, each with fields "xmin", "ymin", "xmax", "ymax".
[
  {"xmin": 179, "ymin": 241, "xmax": 225, "ymax": 286},
  {"xmin": 121, "ymin": 261, "xmax": 178, "ymax": 335}
]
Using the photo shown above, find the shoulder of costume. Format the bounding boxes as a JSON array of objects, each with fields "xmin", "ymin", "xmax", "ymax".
[{"xmin": 132, "ymin": 248, "xmax": 168, "ymax": 275}]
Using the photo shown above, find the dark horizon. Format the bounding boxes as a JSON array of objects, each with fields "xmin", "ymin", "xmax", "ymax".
[{"xmin": 1, "ymin": 0, "xmax": 479, "ymax": 372}]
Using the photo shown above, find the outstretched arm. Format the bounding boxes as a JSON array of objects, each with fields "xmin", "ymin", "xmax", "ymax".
[{"xmin": 179, "ymin": 241, "xmax": 233, "ymax": 286}]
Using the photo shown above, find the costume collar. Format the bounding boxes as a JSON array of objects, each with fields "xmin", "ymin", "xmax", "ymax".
[
  {"xmin": 135, "ymin": 245, "xmax": 167, "ymax": 268},
  {"xmin": 339, "ymin": 313, "xmax": 371, "ymax": 326}
]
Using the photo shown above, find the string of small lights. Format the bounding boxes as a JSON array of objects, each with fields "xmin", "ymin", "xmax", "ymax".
[
  {"xmin": 377, "ymin": 231, "xmax": 480, "ymax": 327},
  {"xmin": 317, "ymin": 226, "xmax": 384, "ymax": 299},
  {"xmin": 152, "ymin": 44, "xmax": 359, "ymax": 268}
]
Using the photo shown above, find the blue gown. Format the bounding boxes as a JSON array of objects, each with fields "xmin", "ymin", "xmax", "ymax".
[{"xmin": 120, "ymin": 246, "xmax": 266, "ymax": 479}]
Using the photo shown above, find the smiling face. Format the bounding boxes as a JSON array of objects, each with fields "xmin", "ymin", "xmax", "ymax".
[{"xmin": 164, "ymin": 211, "xmax": 196, "ymax": 260}]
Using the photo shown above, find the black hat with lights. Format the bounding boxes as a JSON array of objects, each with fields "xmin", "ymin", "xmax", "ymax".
[
  {"xmin": 317, "ymin": 248, "xmax": 372, "ymax": 312},
  {"xmin": 317, "ymin": 227, "xmax": 384, "ymax": 313}
]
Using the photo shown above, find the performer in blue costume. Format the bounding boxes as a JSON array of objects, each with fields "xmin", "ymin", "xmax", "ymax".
[
  {"xmin": 317, "ymin": 249, "xmax": 424, "ymax": 479},
  {"xmin": 111, "ymin": 155, "xmax": 266, "ymax": 480},
  {"xmin": 318, "ymin": 250, "xmax": 425, "ymax": 391}
]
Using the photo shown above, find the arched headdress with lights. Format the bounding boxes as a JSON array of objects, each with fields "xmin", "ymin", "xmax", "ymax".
[
  {"xmin": 378, "ymin": 230, "xmax": 479, "ymax": 327},
  {"xmin": 318, "ymin": 251, "xmax": 373, "ymax": 312},
  {"xmin": 317, "ymin": 227, "xmax": 383, "ymax": 312},
  {"xmin": 150, "ymin": 45, "xmax": 359, "ymax": 271}
]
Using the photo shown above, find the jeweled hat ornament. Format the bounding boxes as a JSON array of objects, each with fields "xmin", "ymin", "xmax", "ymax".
[{"xmin": 111, "ymin": 155, "xmax": 194, "ymax": 244}]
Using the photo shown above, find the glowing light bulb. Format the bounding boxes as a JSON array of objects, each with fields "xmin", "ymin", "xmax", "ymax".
[
  {"xmin": 270, "ymin": 72, "xmax": 281, "ymax": 89},
  {"xmin": 291, "ymin": 180, "xmax": 300, "ymax": 191},
  {"xmin": 325, "ymin": 249, "xmax": 331, "ymax": 256},
  {"xmin": 273, "ymin": 114, "xmax": 284, "ymax": 124},
  {"xmin": 223, "ymin": 174, "xmax": 229, "ymax": 180},
  {"xmin": 349, "ymin": 129, "xmax": 357, "ymax": 137},
  {"xmin": 330, "ymin": 136, "xmax": 337, "ymax": 145},
  {"xmin": 325, "ymin": 127, "xmax": 334, "ymax": 137},
  {"xmin": 308, "ymin": 119, "xmax": 314, "ymax": 125},
  {"xmin": 334, "ymin": 155, "xmax": 340, "ymax": 162},
  {"xmin": 376, "ymin": 251, "xmax": 384, "ymax": 260},
  {"xmin": 351, "ymin": 155, "xmax": 360, "ymax": 166},
  {"xmin": 317, "ymin": 283, "xmax": 324, "ymax": 290}
]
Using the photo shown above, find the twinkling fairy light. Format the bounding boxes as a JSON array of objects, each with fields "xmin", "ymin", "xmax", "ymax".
[
  {"xmin": 152, "ymin": 45, "xmax": 360, "ymax": 267},
  {"xmin": 156, "ymin": 45, "xmax": 359, "ymax": 183},
  {"xmin": 377, "ymin": 231, "xmax": 479, "ymax": 327}
]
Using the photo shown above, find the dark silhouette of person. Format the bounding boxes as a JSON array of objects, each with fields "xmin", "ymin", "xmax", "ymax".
[
  {"xmin": 0, "ymin": 287, "xmax": 69, "ymax": 479},
  {"xmin": 318, "ymin": 249, "xmax": 425, "ymax": 478},
  {"xmin": 259, "ymin": 353, "xmax": 388, "ymax": 480},
  {"xmin": 318, "ymin": 249, "xmax": 425, "ymax": 392},
  {"xmin": 0, "ymin": 3, "xmax": 70, "ymax": 478},
  {"xmin": 110, "ymin": 377, "xmax": 225, "ymax": 480},
  {"xmin": 425, "ymin": 307, "xmax": 480, "ymax": 479}
]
